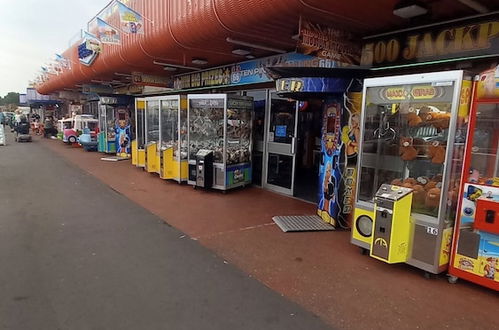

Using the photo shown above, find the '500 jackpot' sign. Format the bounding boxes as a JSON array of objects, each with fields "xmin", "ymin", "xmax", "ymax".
[{"xmin": 361, "ymin": 15, "xmax": 498, "ymax": 67}]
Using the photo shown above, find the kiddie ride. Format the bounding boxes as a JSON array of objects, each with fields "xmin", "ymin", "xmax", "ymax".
[
  {"xmin": 448, "ymin": 67, "xmax": 499, "ymax": 291},
  {"xmin": 59, "ymin": 115, "xmax": 99, "ymax": 145},
  {"xmin": 351, "ymin": 70, "xmax": 472, "ymax": 277}
]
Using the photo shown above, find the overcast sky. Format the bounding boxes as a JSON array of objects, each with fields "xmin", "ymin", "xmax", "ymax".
[{"xmin": 0, "ymin": 0, "xmax": 109, "ymax": 97}]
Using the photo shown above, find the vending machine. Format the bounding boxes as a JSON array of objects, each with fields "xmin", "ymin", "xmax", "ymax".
[
  {"xmin": 351, "ymin": 70, "xmax": 471, "ymax": 275},
  {"xmin": 449, "ymin": 66, "xmax": 499, "ymax": 291}
]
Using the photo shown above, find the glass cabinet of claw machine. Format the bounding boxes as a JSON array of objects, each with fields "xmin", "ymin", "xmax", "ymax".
[
  {"xmin": 158, "ymin": 95, "xmax": 188, "ymax": 182},
  {"xmin": 98, "ymin": 98, "xmax": 117, "ymax": 154},
  {"xmin": 97, "ymin": 96, "xmax": 132, "ymax": 156},
  {"xmin": 187, "ymin": 94, "xmax": 253, "ymax": 190},
  {"xmin": 449, "ymin": 67, "xmax": 499, "ymax": 291},
  {"xmin": 145, "ymin": 98, "xmax": 160, "ymax": 173},
  {"xmin": 351, "ymin": 70, "xmax": 471, "ymax": 274},
  {"xmin": 132, "ymin": 98, "xmax": 146, "ymax": 167}
]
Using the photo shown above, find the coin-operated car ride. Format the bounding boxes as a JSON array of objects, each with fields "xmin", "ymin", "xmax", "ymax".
[{"xmin": 62, "ymin": 115, "xmax": 99, "ymax": 144}]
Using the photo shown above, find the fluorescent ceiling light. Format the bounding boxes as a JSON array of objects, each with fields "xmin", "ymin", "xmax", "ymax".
[
  {"xmin": 226, "ymin": 37, "xmax": 287, "ymax": 54},
  {"xmin": 191, "ymin": 58, "xmax": 208, "ymax": 65},
  {"xmin": 163, "ymin": 66, "xmax": 178, "ymax": 71},
  {"xmin": 245, "ymin": 55, "xmax": 256, "ymax": 59},
  {"xmin": 232, "ymin": 48, "xmax": 251, "ymax": 56},
  {"xmin": 393, "ymin": 1, "xmax": 428, "ymax": 18}
]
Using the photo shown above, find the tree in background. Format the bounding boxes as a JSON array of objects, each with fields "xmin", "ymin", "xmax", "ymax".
[{"xmin": 0, "ymin": 92, "xmax": 20, "ymax": 107}]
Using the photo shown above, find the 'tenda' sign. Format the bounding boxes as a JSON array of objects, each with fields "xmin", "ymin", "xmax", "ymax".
[{"xmin": 361, "ymin": 14, "xmax": 498, "ymax": 67}]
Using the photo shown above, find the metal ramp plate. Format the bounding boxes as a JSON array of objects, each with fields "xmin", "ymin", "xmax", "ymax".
[
  {"xmin": 272, "ymin": 215, "xmax": 334, "ymax": 232},
  {"xmin": 100, "ymin": 156, "xmax": 130, "ymax": 162}
]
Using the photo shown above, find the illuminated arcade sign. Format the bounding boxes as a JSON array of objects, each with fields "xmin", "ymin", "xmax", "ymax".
[
  {"xmin": 381, "ymin": 85, "xmax": 444, "ymax": 101},
  {"xmin": 361, "ymin": 14, "xmax": 498, "ymax": 68},
  {"xmin": 276, "ymin": 77, "xmax": 350, "ymax": 94}
]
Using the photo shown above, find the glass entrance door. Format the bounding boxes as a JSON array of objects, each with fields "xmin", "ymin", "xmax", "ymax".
[{"xmin": 264, "ymin": 92, "xmax": 298, "ymax": 195}]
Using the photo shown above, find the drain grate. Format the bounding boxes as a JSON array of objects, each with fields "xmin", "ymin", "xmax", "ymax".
[{"xmin": 272, "ymin": 215, "xmax": 334, "ymax": 232}]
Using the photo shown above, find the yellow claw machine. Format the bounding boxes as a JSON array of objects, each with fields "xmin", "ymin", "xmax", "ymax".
[
  {"xmin": 144, "ymin": 98, "xmax": 161, "ymax": 173},
  {"xmin": 158, "ymin": 95, "xmax": 188, "ymax": 182},
  {"xmin": 351, "ymin": 70, "xmax": 471, "ymax": 275},
  {"xmin": 132, "ymin": 98, "xmax": 146, "ymax": 167}
]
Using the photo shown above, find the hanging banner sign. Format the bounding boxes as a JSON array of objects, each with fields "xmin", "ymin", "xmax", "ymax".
[
  {"xmin": 297, "ymin": 19, "xmax": 361, "ymax": 65},
  {"xmin": 117, "ymin": 1, "xmax": 144, "ymax": 34},
  {"xmin": 361, "ymin": 13, "xmax": 499, "ymax": 68},
  {"xmin": 78, "ymin": 33, "xmax": 101, "ymax": 66},
  {"xmin": 173, "ymin": 53, "xmax": 339, "ymax": 90},
  {"xmin": 131, "ymin": 72, "xmax": 172, "ymax": 88},
  {"xmin": 97, "ymin": 18, "xmax": 121, "ymax": 45}
]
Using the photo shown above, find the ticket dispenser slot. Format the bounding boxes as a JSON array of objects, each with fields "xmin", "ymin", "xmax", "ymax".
[
  {"xmin": 371, "ymin": 184, "xmax": 413, "ymax": 264},
  {"xmin": 195, "ymin": 149, "xmax": 213, "ymax": 188},
  {"xmin": 475, "ymin": 197, "xmax": 499, "ymax": 234}
]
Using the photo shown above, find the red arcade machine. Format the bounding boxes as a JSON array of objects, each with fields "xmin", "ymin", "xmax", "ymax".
[{"xmin": 449, "ymin": 66, "xmax": 499, "ymax": 291}]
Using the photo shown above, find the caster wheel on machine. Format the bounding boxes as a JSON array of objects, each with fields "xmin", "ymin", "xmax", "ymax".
[
  {"xmin": 424, "ymin": 271, "xmax": 436, "ymax": 279},
  {"xmin": 448, "ymin": 276, "xmax": 458, "ymax": 284},
  {"xmin": 360, "ymin": 248, "xmax": 369, "ymax": 255}
]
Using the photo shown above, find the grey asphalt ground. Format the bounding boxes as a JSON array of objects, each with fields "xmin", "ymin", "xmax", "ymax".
[{"xmin": 0, "ymin": 132, "xmax": 331, "ymax": 330}]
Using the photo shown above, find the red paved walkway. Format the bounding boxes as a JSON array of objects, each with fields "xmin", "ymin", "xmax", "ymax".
[{"xmin": 40, "ymin": 138, "xmax": 498, "ymax": 330}]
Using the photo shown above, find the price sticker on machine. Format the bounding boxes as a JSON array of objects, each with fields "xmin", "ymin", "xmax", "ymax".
[{"xmin": 426, "ymin": 226, "xmax": 439, "ymax": 235}]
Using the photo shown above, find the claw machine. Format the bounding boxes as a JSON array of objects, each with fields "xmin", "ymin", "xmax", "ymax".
[
  {"xmin": 144, "ymin": 97, "xmax": 160, "ymax": 173},
  {"xmin": 97, "ymin": 96, "xmax": 132, "ymax": 156},
  {"xmin": 351, "ymin": 70, "xmax": 471, "ymax": 274},
  {"xmin": 449, "ymin": 66, "xmax": 499, "ymax": 291},
  {"xmin": 158, "ymin": 95, "xmax": 188, "ymax": 182},
  {"xmin": 132, "ymin": 98, "xmax": 146, "ymax": 166},
  {"xmin": 187, "ymin": 94, "xmax": 253, "ymax": 190}
]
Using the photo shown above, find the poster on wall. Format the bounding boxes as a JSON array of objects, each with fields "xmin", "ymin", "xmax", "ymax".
[
  {"xmin": 117, "ymin": 1, "xmax": 144, "ymax": 35},
  {"xmin": 297, "ymin": 19, "xmax": 361, "ymax": 65}
]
